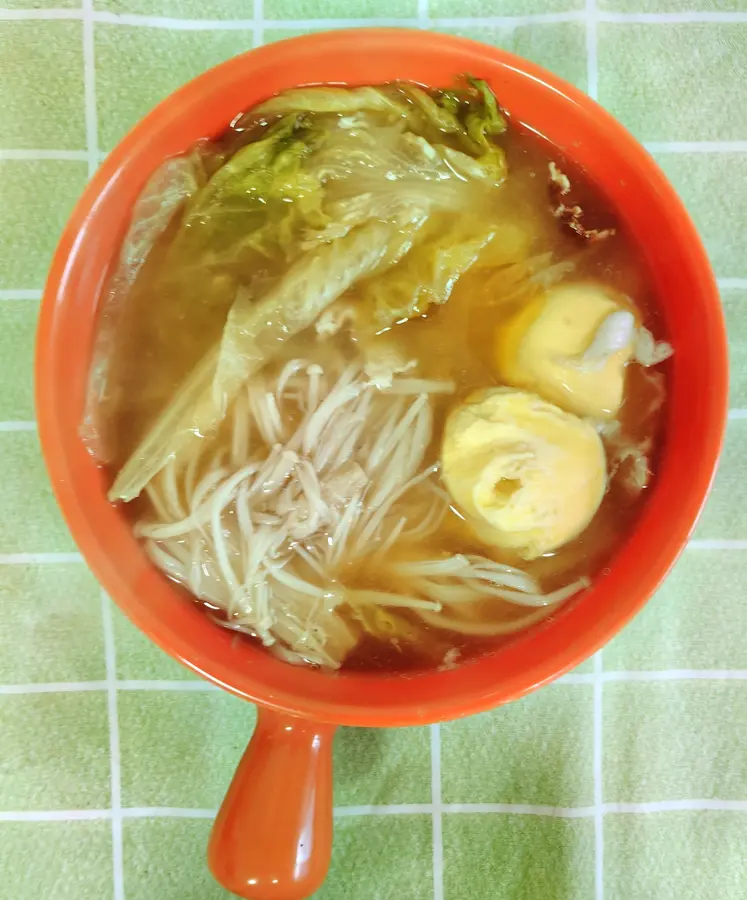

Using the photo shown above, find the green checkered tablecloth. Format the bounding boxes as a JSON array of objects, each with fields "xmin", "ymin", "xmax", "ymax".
[{"xmin": 1, "ymin": 2, "xmax": 746, "ymax": 899}]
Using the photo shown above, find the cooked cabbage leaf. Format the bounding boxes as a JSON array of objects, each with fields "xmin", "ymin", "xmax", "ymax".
[
  {"xmin": 401, "ymin": 84, "xmax": 468, "ymax": 141},
  {"xmin": 110, "ymin": 220, "xmax": 399, "ymax": 502},
  {"xmin": 185, "ymin": 115, "xmax": 321, "ymax": 222},
  {"xmin": 401, "ymin": 78, "xmax": 507, "ymax": 160},
  {"xmin": 302, "ymin": 183, "xmax": 433, "ymax": 258},
  {"xmin": 440, "ymin": 144, "xmax": 507, "ymax": 187},
  {"xmin": 465, "ymin": 77, "xmax": 508, "ymax": 150},
  {"xmin": 105, "ymin": 78, "xmax": 513, "ymax": 500},
  {"xmin": 124, "ymin": 152, "xmax": 207, "ymax": 278},
  {"xmin": 213, "ymin": 220, "xmax": 398, "ymax": 403},
  {"xmin": 354, "ymin": 605, "xmax": 424, "ymax": 643},
  {"xmin": 176, "ymin": 115, "xmax": 330, "ymax": 263},
  {"xmin": 353, "ymin": 223, "xmax": 497, "ymax": 329},
  {"xmin": 108, "ymin": 345, "xmax": 218, "ymax": 502},
  {"xmin": 309, "ymin": 125, "xmax": 501, "ymax": 217},
  {"xmin": 255, "ymin": 86, "xmax": 407, "ymax": 118},
  {"xmin": 82, "ymin": 149, "xmax": 207, "ymax": 461}
]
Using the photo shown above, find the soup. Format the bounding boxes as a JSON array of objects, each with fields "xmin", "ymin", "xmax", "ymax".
[{"xmin": 83, "ymin": 79, "xmax": 671, "ymax": 672}]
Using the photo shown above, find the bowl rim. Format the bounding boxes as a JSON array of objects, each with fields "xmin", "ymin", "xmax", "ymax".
[{"xmin": 36, "ymin": 28, "xmax": 729, "ymax": 726}]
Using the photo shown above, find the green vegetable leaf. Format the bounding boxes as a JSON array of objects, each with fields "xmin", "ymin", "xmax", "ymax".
[
  {"xmin": 185, "ymin": 114, "xmax": 322, "ymax": 223},
  {"xmin": 309, "ymin": 126, "xmax": 498, "ymax": 218},
  {"xmin": 82, "ymin": 149, "xmax": 207, "ymax": 462},
  {"xmin": 353, "ymin": 222, "xmax": 497, "ymax": 329},
  {"xmin": 400, "ymin": 78, "xmax": 507, "ymax": 159},
  {"xmin": 254, "ymin": 85, "xmax": 407, "ymax": 118},
  {"xmin": 440, "ymin": 90, "xmax": 462, "ymax": 116},
  {"xmin": 440, "ymin": 144, "xmax": 507, "ymax": 187},
  {"xmin": 110, "ymin": 221, "xmax": 399, "ymax": 502},
  {"xmin": 124, "ymin": 151, "xmax": 207, "ymax": 277},
  {"xmin": 155, "ymin": 115, "xmax": 331, "ymax": 271},
  {"xmin": 465, "ymin": 77, "xmax": 508, "ymax": 150},
  {"xmin": 214, "ymin": 220, "xmax": 398, "ymax": 401},
  {"xmin": 108, "ymin": 344, "xmax": 219, "ymax": 502},
  {"xmin": 401, "ymin": 84, "xmax": 467, "ymax": 139}
]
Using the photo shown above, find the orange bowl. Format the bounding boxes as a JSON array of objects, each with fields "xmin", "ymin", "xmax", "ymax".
[{"xmin": 36, "ymin": 28, "xmax": 728, "ymax": 900}]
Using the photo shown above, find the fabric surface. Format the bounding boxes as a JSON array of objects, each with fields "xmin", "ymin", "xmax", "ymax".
[{"xmin": 0, "ymin": 2, "xmax": 745, "ymax": 898}]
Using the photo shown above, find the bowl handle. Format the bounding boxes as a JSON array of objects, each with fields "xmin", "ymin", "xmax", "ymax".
[{"xmin": 208, "ymin": 707, "xmax": 336, "ymax": 900}]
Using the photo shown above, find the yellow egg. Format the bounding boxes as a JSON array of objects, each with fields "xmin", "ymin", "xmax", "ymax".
[
  {"xmin": 494, "ymin": 281, "xmax": 637, "ymax": 419},
  {"xmin": 441, "ymin": 388, "xmax": 607, "ymax": 559}
]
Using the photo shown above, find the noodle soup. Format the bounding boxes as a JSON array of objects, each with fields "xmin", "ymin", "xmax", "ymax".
[{"xmin": 84, "ymin": 79, "xmax": 671, "ymax": 672}]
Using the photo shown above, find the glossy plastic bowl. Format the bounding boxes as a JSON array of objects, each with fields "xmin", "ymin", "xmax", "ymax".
[{"xmin": 36, "ymin": 28, "xmax": 728, "ymax": 900}]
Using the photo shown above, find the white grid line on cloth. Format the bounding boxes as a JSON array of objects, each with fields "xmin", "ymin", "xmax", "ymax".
[
  {"xmin": 0, "ymin": 149, "xmax": 89, "ymax": 161},
  {"xmin": 5, "ymin": 799, "xmax": 747, "ymax": 824},
  {"xmin": 0, "ymin": 553, "xmax": 85, "ymax": 564},
  {"xmin": 0, "ymin": 290, "xmax": 42, "ymax": 300},
  {"xmin": 585, "ymin": 0, "xmax": 598, "ymax": 105},
  {"xmin": 593, "ymin": 651, "xmax": 604, "ymax": 900},
  {"xmin": 117, "ymin": 679, "xmax": 220, "ymax": 691},
  {"xmin": 0, "ymin": 422, "xmax": 36, "ymax": 431},
  {"xmin": 688, "ymin": 540, "xmax": 747, "ymax": 550},
  {"xmin": 430, "ymin": 723, "xmax": 444, "ymax": 900},
  {"xmin": 0, "ymin": 682, "xmax": 109, "ymax": 695},
  {"xmin": 7, "ymin": 669, "xmax": 747, "ymax": 697},
  {"xmin": 0, "ymin": 809, "xmax": 115, "ymax": 822},
  {"xmin": 0, "ymin": 10, "xmax": 587, "ymax": 27},
  {"xmin": 4, "ymin": 9, "xmax": 747, "ymax": 26},
  {"xmin": 558, "ymin": 673, "xmax": 595, "ymax": 684},
  {"xmin": 82, "ymin": 0, "xmax": 99, "ymax": 179},
  {"xmin": 597, "ymin": 10, "xmax": 747, "ymax": 23},
  {"xmin": 253, "ymin": 0, "xmax": 263, "ymax": 47},
  {"xmin": 601, "ymin": 670, "xmax": 747, "ymax": 682},
  {"xmin": 99, "ymin": 13, "xmax": 421, "ymax": 29},
  {"xmin": 101, "ymin": 592, "xmax": 125, "ymax": 900},
  {"xmin": 418, "ymin": 0, "xmax": 430, "ymax": 30},
  {"xmin": 645, "ymin": 141, "xmax": 747, "ymax": 154},
  {"xmin": 0, "ymin": 7, "xmax": 81, "ymax": 19}
]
